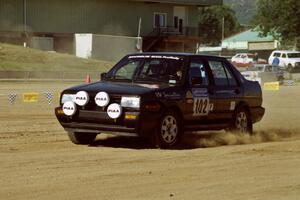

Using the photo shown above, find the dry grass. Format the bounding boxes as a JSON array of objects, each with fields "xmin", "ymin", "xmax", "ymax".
[{"xmin": 0, "ymin": 43, "xmax": 113, "ymax": 72}]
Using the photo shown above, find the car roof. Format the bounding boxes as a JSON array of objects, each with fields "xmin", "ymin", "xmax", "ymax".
[
  {"xmin": 127, "ymin": 52, "xmax": 226, "ymax": 60},
  {"xmin": 272, "ymin": 50, "xmax": 300, "ymax": 53}
]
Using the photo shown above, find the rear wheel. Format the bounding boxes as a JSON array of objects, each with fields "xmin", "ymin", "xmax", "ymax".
[
  {"xmin": 67, "ymin": 131, "xmax": 97, "ymax": 145},
  {"xmin": 154, "ymin": 110, "xmax": 182, "ymax": 149},
  {"xmin": 230, "ymin": 106, "xmax": 253, "ymax": 134}
]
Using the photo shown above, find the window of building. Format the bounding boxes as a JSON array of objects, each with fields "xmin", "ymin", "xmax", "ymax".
[{"xmin": 154, "ymin": 13, "xmax": 167, "ymax": 28}]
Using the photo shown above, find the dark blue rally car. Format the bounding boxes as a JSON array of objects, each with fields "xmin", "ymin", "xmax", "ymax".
[{"xmin": 55, "ymin": 53, "xmax": 265, "ymax": 148}]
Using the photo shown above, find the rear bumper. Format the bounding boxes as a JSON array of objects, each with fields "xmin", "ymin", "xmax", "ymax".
[
  {"xmin": 55, "ymin": 107, "xmax": 159, "ymax": 137},
  {"xmin": 250, "ymin": 106, "xmax": 265, "ymax": 123}
]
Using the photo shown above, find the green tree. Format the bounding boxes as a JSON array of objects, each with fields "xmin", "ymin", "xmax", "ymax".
[
  {"xmin": 198, "ymin": 5, "xmax": 241, "ymax": 45},
  {"xmin": 254, "ymin": 0, "xmax": 300, "ymax": 49}
]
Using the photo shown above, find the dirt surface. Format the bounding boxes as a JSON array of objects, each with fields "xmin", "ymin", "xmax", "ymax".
[{"xmin": 1, "ymin": 81, "xmax": 300, "ymax": 200}]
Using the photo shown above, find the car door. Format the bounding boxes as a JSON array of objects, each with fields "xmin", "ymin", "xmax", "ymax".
[
  {"xmin": 206, "ymin": 58, "xmax": 242, "ymax": 123},
  {"xmin": 184, "ymin": 57, "xmax": 218, "ymax": 127}
]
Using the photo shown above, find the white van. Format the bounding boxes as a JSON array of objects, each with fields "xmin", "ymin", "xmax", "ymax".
[{"xmin": 268, "ymin": 50, "xmax": 300, "ymax": 72}]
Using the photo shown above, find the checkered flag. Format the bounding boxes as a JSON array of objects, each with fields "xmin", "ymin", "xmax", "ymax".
[
  {"xmin": 43, "ymin": 92, "xmax": 53, "ymax": 104},
  {"xmin": 8, "ymin": 93, "xmax": 17, "ymax": 104}
]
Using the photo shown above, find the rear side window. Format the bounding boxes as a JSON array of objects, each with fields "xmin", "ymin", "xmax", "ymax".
[
  {"xmin": 282, "ymin": 54, "xmax": 287, "ymax": 58},
  {"xmin": 208, "ymin": 60, "xmax": 238, "ymax": 86}
]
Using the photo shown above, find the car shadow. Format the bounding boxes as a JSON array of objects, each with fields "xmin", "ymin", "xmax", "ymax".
[
  {"xmin": 90, "ymin": 136, "xmax": 153, "ymax": 149},
  {"xmin": 89, "ymin": 132, "xmax": 220, "ymax": 150}
]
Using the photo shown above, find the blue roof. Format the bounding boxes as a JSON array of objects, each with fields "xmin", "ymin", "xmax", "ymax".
[{"xmin": 223, "ymin": 29, "xmax": 274, "ymax": 42}]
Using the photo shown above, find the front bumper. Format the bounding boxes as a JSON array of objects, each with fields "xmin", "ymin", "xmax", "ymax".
[{"xmin": 55, "ymin": 107, "xmax": 160, "ymax": 137}]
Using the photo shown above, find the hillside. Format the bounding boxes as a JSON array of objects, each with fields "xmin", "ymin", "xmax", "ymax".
[
  {"xmin": 0, "ymin": 43, "xmax": 113, "ymax": 72},
  {"xmin": 224, "ymin": 0, "xmax": 257, "ymax": 25}
]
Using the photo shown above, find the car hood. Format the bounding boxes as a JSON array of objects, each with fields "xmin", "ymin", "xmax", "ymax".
[{"xmin": 63, "ymin": 81, "xmax": 170, "ymax": 95}]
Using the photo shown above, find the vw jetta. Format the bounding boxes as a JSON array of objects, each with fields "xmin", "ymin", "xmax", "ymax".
[{"xmin": 55, "ymin": 53, "xmax": 265, "ymax": 148}]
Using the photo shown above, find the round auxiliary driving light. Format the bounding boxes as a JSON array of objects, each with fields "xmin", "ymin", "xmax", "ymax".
[
  {"xmin": 62, "ymin": 101, "xmax": 77, "ymax": 116},
  {"xmin": 95, "ymin": 91, "xmax": 110, "ymax": 107},
  {"xmin": 75, "ymin": 91, "xmax": 89, "ymax": 106},
  {"xmin": 107, "ymin": 103, "xmax": 122, "ymax": 119}
]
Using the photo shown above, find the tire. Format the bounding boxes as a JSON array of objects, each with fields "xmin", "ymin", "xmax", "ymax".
[
  {"xmin": 229, "ymin": 106, "xmax": 253, "ymax": 134},
  {"xmin": 67, "ymin": 131, "xmax": 97, "ymax": 145},
  {"xmin": 154, "ymin": 110, "xmax": 182, "ymax": 149}
]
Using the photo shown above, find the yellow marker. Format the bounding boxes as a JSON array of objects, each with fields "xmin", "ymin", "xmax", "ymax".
[
  {"xmin": 23, "ymin": 92, "xmax": 39, "ymax": 102},
  {"xmin": 263, "ymin": 81, "xmax": 280, "ymax": 91}
]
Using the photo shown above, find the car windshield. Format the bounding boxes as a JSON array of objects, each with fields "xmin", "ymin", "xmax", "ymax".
[
  {"xmin": 287, "ymin": 53, "xmax": 300, "ymax": 58},
  {"xmin": 106, "ymin": 55, "xmax": 185, "ymax": 85}
]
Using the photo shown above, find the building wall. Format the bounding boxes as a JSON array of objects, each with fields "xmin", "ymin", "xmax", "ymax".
[
  {"xmin": 91, "ymin": 34, "xmax": 141, "ymax": 61},
  {"xmin": 222, "ymin": 41, "xmax": 248, "ymax": 50},
  {"xmin": 0, "ymin": 0, "xmax": 23, "ymax": 32},
  {"xmin": 0, "ymin": 0, "xmax": 201, "ymax": 37},
  {"xmin": 248, "ymin": 42, "xmax": 276, "ymax": 51}
]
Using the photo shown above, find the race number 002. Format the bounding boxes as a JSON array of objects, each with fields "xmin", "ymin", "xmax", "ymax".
[{"xmin": 193, "ymin": 98, "xmax": 209, "ymax": 116}]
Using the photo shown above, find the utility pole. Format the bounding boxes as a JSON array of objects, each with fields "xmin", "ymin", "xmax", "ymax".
[
  {"xmin": 221, "ymin": 17, "xmax": 225, "ymax": 42},
  {"xmin": 23, "ymin": 0, "xmax": 27, "ymax": 47}
]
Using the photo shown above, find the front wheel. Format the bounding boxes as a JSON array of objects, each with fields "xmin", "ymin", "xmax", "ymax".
[
  {"xmin": 230, "ymin": 107, "xmax": 253, "ymax": 134},
  {"xmin": 154, "ymin": 110, "xmax": 182, "ymax": 149},
  {"xmin": 67, "ymin": 131, "xmax": 97, "ymax": 145}
]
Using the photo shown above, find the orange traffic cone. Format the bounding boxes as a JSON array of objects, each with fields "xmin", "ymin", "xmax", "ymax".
[{"xmin": 85, "ymin": 74, "xmax": 91, "ymax": 83}]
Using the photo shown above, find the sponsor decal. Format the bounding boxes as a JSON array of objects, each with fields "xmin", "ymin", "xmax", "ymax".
[
  {"xmin": 75, "ymin": 91, "xmax": 89, "ymax": 106},
  {"xmin": 138, "ymin": 84, "xmax": 159, "ymax": 89},
  {"xmin": 155, "ymin": 92, "xmax": 163, "ymax": 98},
  {"xmin": 192, "ymin": 88, "xmax": 208, "ymax": 97},
  {"xmin": 230, "ymin": 101, "xmax": 236, "ymax": 111},
  {"xmin": 169, "ymin": 80, "xmax": 177, "ymax": 84},
  {"xmin": 185, "ymin": 91, "xmax": 193, "ymax": 99},
  {"xmin": 95, "ymin": 92, "xmax": 110, "ymax": 107},
  {"xmin": 128, "ymin": 55, "xmax": 180, "ymax": 60},
  {"xmin": 163, "ymin": 91, "xmax": 181, "ymax": 99},
  {"xmin": 62, "ymin": 101, "xmax": 77, "ymax": 116},
  {"xmin": 107, "ymin": 103, "xmax": 122, "ymax": 119}
]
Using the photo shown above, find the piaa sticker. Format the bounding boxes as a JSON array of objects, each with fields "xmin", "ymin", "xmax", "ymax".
[
  {"xmin": 107, "ymin": 103, "xmax": 122, "ymax": 119},
  {"xmin": 75, "ymin": 91, "xmax": 89, "ymax": 106},
  {"xmin": 63, "ymin": 101, "xmax": 77, "ymax": 116},
  {"xmin": 95, "ymin": 92, "xmax": 110, "ymax": 107}
]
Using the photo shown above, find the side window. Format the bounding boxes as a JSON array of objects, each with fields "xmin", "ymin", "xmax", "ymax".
[
  {"xmin": 223, "ymin": 63, "xmax": 238, "ymax": 86},
  {"xmin": 282, "ymin": 54, "xmax": 286, "ymax": 58},
  {"xmin": 208, "ymin": 60, "xmax": 238, "ymax": 86},
  {"xmin": 189, "ymin": 59, "xmax": 209, "ymax": 86}
]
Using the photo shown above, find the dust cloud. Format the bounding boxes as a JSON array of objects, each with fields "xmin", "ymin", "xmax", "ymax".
[{"xmin": 182, "ymin": 129, "xmax": 299, "ymax": 148}]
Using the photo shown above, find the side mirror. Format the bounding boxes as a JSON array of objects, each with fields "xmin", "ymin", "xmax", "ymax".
[
  {"xmin": 191, "ymin": 76, "xmax": 202, "ymax": 85},
  {"xmin": 100, "ymin": 72, "xmax": 107, "ymax": 81}
]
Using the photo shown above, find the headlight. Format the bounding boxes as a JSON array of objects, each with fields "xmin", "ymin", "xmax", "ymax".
[
  {"xmin": 61, "ymin": 94, "xmax": 76, "ymax": 104},
  {"xmin": 121, "ymin": 96, "xmax": 140, "ymax": 108}
]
